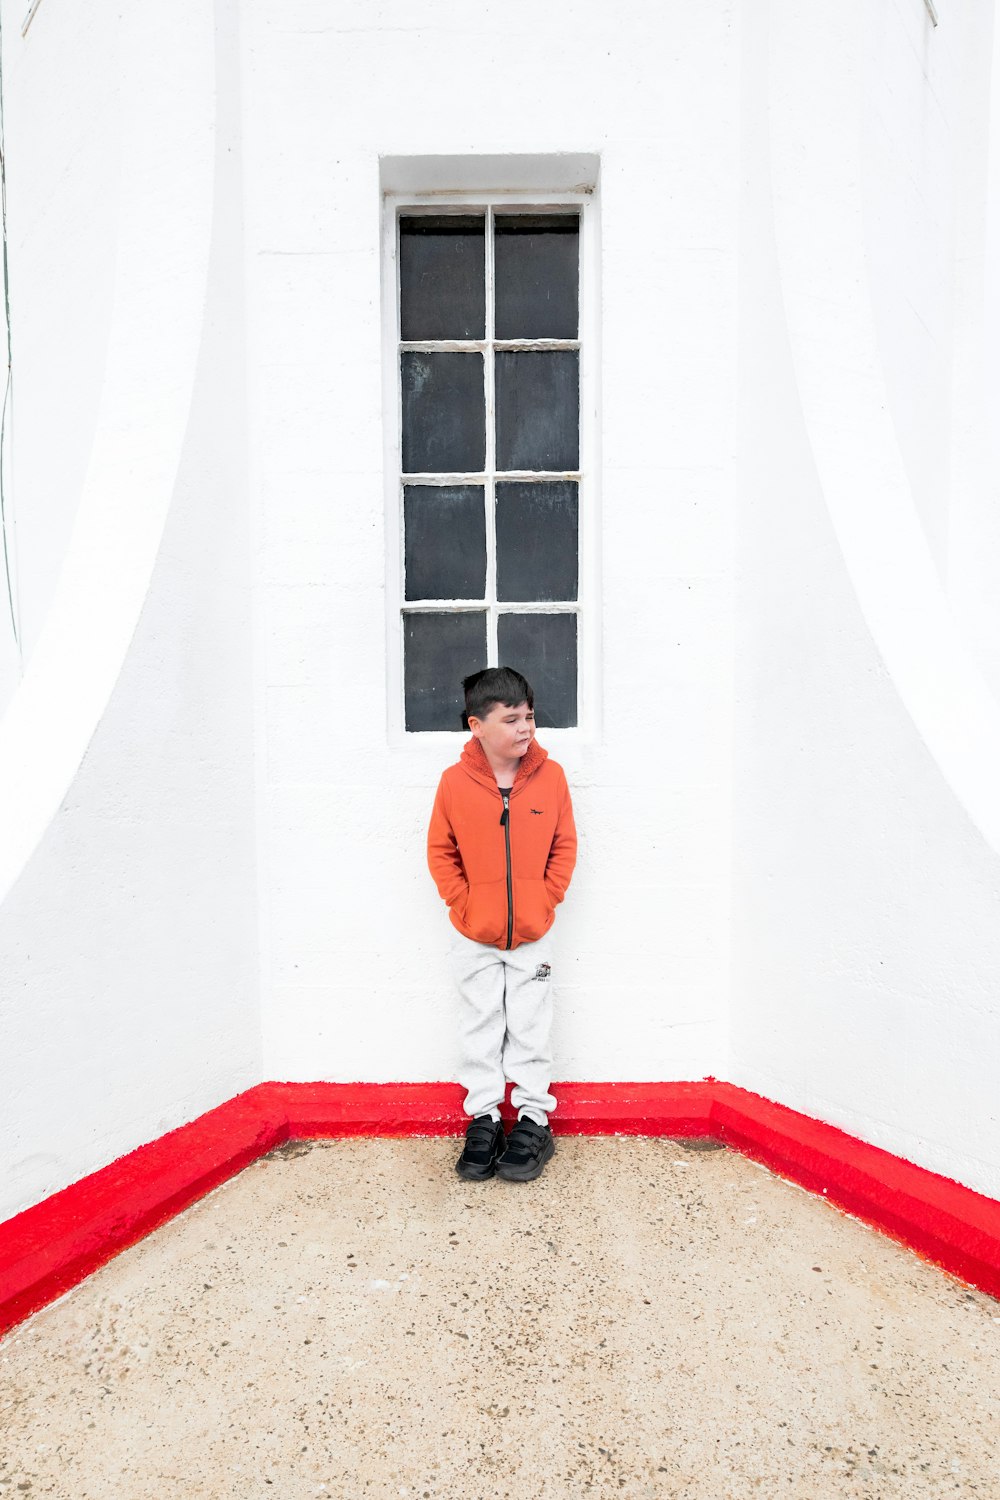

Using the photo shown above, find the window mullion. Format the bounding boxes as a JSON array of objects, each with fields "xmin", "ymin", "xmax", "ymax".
[{"xmin": 485, "ymin": 204, "xmax": 498, "ymax": 668}]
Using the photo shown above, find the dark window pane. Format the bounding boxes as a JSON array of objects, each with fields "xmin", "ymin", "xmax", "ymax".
[
  {"xmin": 401, "ymin": 351, "xmax": 485, "ymax": 474},
  {"xmin": 495, "ymin": 482, "xmax": 578, "ymax": 602},
  {"xmin": 494, "ymin": 214, "xmax": 579, "ymax": 339},
  {"xmin": 498, "ymin": 612, "xmax": 577, "ymax": 728},
  {"xmin": 495, "ymin": 351, "xmax": 579, "ymax": 472},
  {"xmin": 399, "ymin": 216, "xmax": 485, "ymax": 340},
  {"xmin": 404, "ymin": 611, "xmax": 487, "ymax": 731},
  {"xmin": 404, "ymin": 485, "xmax": 486, "ymax": 601}
]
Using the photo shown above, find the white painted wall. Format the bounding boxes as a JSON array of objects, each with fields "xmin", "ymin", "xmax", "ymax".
[
  {"xmin": 0, "ymin": 0, "xmax": 260, "ymax": 1221},
  {"xmin": 244, "ymin": 0, "xmax": 739, "ymax": 1092},
  {"xmin": 946, "ymin": 3, "xmax": 1000, "ymax": 701},
  {"xmin": 732, "ymin": 0, "xmax": 1000, "ymax": 1200},
  {"xmin": 3, "ymin": 0, "xmax": 1000, "ymax": 1221},
  {"xmin": 0, "ymin": 0, "xmax": 121, "ymax": 707}
]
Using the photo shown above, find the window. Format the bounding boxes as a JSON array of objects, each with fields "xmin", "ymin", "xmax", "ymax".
[{"xmin": 389, "ymin": 203, "xmax": 586, "ymax": 733}]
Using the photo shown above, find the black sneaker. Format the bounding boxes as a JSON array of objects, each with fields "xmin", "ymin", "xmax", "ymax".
[
  {"xmin": 496, "ymin": 1117, "xmax": 555, "ymax": 1182},
  {"xmin": 455, "ymin": 1115, "xmax": 506, "ymax": 1180}
]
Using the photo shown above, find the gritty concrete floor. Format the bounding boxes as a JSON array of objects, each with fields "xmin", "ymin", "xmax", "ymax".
[{"xmin": 1, "ymin": 1138, "xmax": 998, "ymax": 1499}]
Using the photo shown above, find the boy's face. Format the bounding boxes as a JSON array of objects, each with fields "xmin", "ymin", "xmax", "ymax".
[{"xmin": 468, "ymin": 699, "xmax": 535, "ymax": 764}]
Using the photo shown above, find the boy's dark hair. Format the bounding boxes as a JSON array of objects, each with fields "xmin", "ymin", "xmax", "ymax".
[{"xmin": 461, "ymin": 666, "xmax": 534, "ymax": 730}]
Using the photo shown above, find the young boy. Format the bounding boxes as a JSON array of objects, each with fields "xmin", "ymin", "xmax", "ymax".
[{"xmin": 427, "ymin": 666, "xmax": 577, "ymax": 1183}]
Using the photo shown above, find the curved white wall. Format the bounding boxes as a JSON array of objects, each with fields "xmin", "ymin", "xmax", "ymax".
[
  {"xmin": 732, "ymin": 0, "xmax": 1000, "ymax": 1199},
  {"xmin": 0, "ymin": 0, "xmax": 121, "ymax": 704},
  {"xmin": 946, "ymin": 5, "xmax": 1000, "ymax": 702},
  {"xmin": 861, "ymin": 0, "xmax": 957, "ymax": 573},
  {"xmin": 0, "ymin": 0, "xmax": 260, "ymax": 1221}
]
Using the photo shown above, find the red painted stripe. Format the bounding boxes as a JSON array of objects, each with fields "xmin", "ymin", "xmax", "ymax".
[
  {"xmin": 260, "ymin": 1079, "xmax": 468, "ymax": 1137},
  {"xmin": 1, "ymin": 1079, "xmax": 998, "ymax": 1338},
  {"xmin": 259, "ymin": 1078, "xmax": 717, "ymax": 1139}
]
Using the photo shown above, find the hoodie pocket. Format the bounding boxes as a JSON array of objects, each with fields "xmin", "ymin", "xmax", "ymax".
[
  {"xmin": 460, "ymin": 880, "xmax": 507, "ymax": 946},
  {"xmin": 513, "ymin": 878, "xmax": 555, "ymax": 944}
]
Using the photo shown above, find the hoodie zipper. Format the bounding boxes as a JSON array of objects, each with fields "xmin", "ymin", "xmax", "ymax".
[{"xmin": 499, "ymin": 792, "xmax": 513, "ymax": 949}]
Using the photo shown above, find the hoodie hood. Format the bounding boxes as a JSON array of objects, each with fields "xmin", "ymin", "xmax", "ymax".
[{"xmin": 459, "ymin": 735, "xmax": 549, "ymax": 792}]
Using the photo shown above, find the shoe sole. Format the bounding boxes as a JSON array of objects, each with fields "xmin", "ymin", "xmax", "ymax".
[
  {"xmin": 455, "ymin": 1159, "xmax": 498, "ymax": 1180},
  {"xmin": 496, "ymin": 1135, "xmax": 555, "ymax": 1182}
]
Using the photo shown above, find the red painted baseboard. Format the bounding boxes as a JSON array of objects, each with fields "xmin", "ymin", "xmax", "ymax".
[
  {"xmin": 258, "ymin": 1078, "xmax": 718, "ymax": 1140},
  {"xmin": 1, "ymin": 1079, "xmax": 998, "ymax": 1338}
]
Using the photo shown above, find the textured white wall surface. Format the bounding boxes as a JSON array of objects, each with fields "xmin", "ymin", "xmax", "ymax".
[
  {"xmin": 2, "ymin": 0, "xmax": 1000, "ymax": 1219},
  {"xmin": 243, "ymin": 0, "xmax": 739, "ymax": 1093}
]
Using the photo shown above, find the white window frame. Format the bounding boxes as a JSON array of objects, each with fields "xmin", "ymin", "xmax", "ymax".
[{"xmin": 381, "ymin": 182, "xmax": 600, "ymax": 750}]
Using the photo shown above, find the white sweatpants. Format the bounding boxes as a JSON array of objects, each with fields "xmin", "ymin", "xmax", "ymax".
[{"xmin": 449, "ymin": 927, "xmax": 557, "ymax": 1127}]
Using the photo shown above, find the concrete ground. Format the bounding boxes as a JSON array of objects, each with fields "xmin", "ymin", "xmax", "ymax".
[{"xmin": 1, "ymin": 1137, "xmax": 998, "ymax": 1499}]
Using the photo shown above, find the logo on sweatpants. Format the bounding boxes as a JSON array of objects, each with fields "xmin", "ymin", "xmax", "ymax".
[{"xmin": 533, "ymin": 962, "xmax": 552, "ymax": 982}]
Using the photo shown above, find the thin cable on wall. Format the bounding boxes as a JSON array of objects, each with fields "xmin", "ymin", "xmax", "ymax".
[
  {"xmin": 20, "ymin": 1, "xmax": 44, "ymax": 39},
  {"xmin": 0, "ymin": 10, "xmax": 20, "ymax": 655}
]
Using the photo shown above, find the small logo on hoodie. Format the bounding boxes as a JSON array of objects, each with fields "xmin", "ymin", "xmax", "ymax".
[
  {"xmin": 533, "ymin": 963, "xmax": 552, "ymax": 982},
  {"xmin": 530, "ymin": 808, "xmax": 544, "ymax": 816}
]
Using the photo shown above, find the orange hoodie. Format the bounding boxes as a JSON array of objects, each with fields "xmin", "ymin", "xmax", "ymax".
[{"xmin": 427, "ymin": 737, "xmax": 577, "ymax": 951}]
